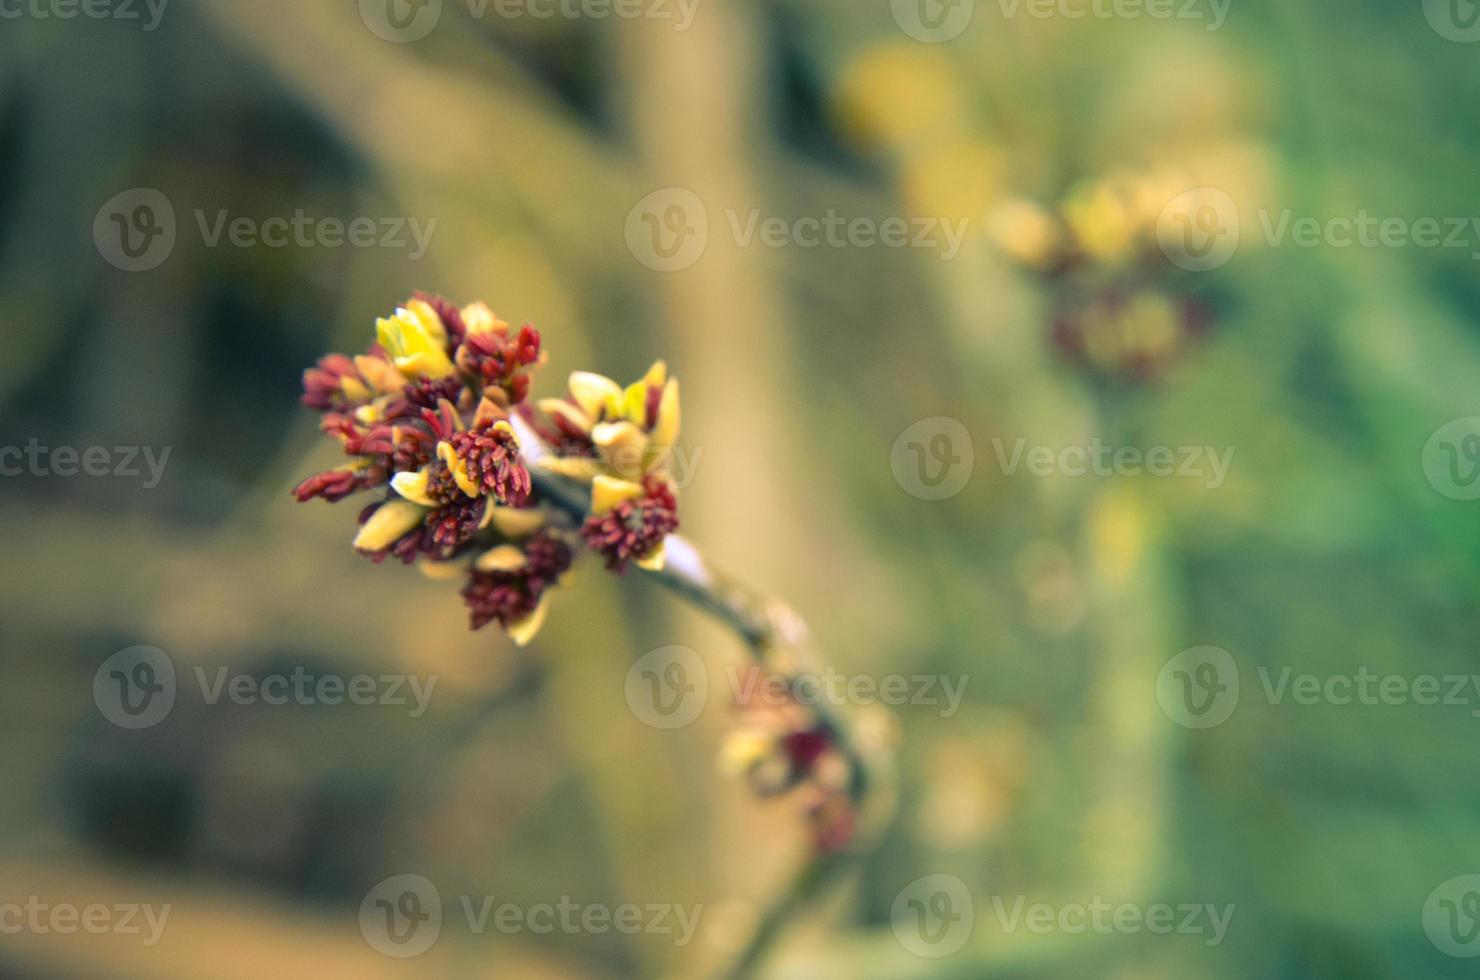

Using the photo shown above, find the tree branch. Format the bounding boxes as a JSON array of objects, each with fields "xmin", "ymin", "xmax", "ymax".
[{"xmin": 520, "ymin": 440, "xmax": 887, "ymax": 980}]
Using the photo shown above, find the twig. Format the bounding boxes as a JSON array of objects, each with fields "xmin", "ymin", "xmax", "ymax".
[{"xmin": 524, "ymin": 457, "xmax": 884, "ymax": 980}]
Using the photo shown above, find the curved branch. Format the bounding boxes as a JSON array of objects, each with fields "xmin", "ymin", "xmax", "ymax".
[{"xmin": 520, "ymin": 441, "xmax": 887, "ymax": 980}]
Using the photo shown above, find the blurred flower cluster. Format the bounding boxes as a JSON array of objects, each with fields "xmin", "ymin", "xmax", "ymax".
[
  {"xmin": 988, "ymin": 174, "xmax": 1216, "ymax": 381},
  {"xmin": 721, "ymin": 665, "xmax": 858, "ymax": 852},
  {"xmin": 294, "ymin": 295, "xmax": 682, "ymax": 645},
  {"xmin": 832, "ymin": 40, "xmax": 1273, "ymax": 384}
]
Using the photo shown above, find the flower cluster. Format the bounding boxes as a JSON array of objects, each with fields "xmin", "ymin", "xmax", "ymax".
[
  {"xmin": 525, "ymin": 361, "xmax": 683, "ymax": 573},
  {"xmin": 294, "ymin": 294, "xmax": 682, "ymax": 645},
  {"xmin": 988, "ymin": 172, "xmax": 1220, "ymax": 382},
  {"xmin": 721, "ymin": 666, "xmax": 858, "ymax": 853}
]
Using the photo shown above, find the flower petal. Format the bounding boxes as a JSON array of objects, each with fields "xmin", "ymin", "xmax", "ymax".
[
  {"xmin": 376, "ymin": 302, "xmax": 455, "ymax": 379},
  {"xmin": 537, "ymin": 398, "xmax": 593, "ymax": 436},
  {"xmin": 592, "ymin": 421, "xmax": 650, "ymax": 479},
  {"xmin": 461, "ymin": 301, "xmax": 507, "ymax": 336},
  {"xmin": 537, "ymin": 455, "xmax": 604, "ymax": 483},
  {"xmin": 650, "ymin": 379, "xmax": 681, "ymax": 448},
  {"xmin": 391, "ymin": 469, "xmax": 440, "ymax": 507},
  {"xmin": 720, "ymin": 729, "xmax": 777, "ymax": 775},
  {"xmin": 437, "ymin": 442, "xmax": 480, "ymax": 498},
  {"xmin": 591, "ymin": 474, "xmax": 645, "ymax": 515},
  {"xmin": 490, "ymin": 506, "xmax": 546, "ymax": 538},
  {"xmin": 568, "ymin": 371, "xmax": 623, "ymax": 420},
  {"xmin": 420, "ymin": 561, "xmax": 466, "ymax": 581},
  {"xmin": 506, "ymin": 594, "xmax": 551, "ymax": 647},
  {"xmin": 404, "ymin": 299, "xmax": 448, "ymax": 343},
  {"xmin": 635, "ymin": 539, "xmax": 668, "ymax": 571},
  {"xmin": 475, "ymin": 545, "xmax": 528, "ymax": 572},
  {"xmin": 621, "ymin": 381, "xmax": 648, "ymax": 424},
  {"xmin": 353, "ymin": 500, "xmax": 428, "ymax": 552}
]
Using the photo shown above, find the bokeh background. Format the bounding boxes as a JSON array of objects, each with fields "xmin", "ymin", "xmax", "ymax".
[{"xmin": 3, "ymin": 0, "xmax": 1480, "ymax": 977}]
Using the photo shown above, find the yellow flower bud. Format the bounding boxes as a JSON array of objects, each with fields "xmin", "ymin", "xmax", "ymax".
[
  {"xmin": 376, "ymin": 300, "xmax": 455, "ymax": 379},
  {"xmin": 650, "ymin": 379, "xmax": 681, "ymax": 449},
  {"xmin": 506, "ymin": 595, "xmax": 551, "ymax": 647},
  {"xmin": 720, "ymin": 728, "xmax": 778, "ymax": 775},
  {"xmin": 490, "ymin": 506, "xmax": 546, "ymax": 538},
  {"xmin": 475, "ymin": 545, "xmax": 528, "ymax": 572},
  {"xmin": 635, "ymin": 540, "xmax": 667, "ymax": 571},
  {"xmin": 437, "ymin": 441, "xmax": 479, "ymax": 498},
  {"xmin": 353, "ymin": 500, "xmax": 428, "ymax": 552},
  {"xmin": 592, "ymin": 421, "xmax": 650, "ymax": 480},
  {"xmin": 537, "ymin": 398, "xmax": 593, "ymax": 436},
  {"xmin": 354, "ymin": 354, "xmax": 407, "ymax": 394},
  {"xmin": 390, "ymin": 468, "xmax": 440, "ymax": 507},
  {"xmin": 460, "ymin": 301, "xmax": 507, "ymax": 336},
  {"xmin": 591, "ymin": 474, "xmax": 645, "ymax": 515},
  {"xmin": 568, "ymin": 372, "xmax": 623, "ymax": 420}
]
